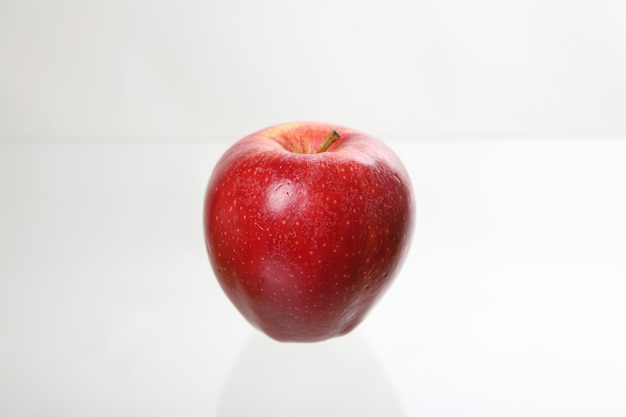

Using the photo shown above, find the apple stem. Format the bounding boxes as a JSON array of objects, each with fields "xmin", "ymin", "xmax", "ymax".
[{"xmin": 316, "ymin": 130, "xmax": 341, "ymax": 153}]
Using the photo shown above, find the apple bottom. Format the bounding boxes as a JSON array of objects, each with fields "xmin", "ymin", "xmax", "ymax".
[{"xmin": 215, "ymin": 254, "xmax": 400, "ymax": 342}]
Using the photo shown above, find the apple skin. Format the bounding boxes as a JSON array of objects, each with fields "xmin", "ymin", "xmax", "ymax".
[{"xmin": 203, "ymin": 122, "xmax": 414, "ymax": 342}]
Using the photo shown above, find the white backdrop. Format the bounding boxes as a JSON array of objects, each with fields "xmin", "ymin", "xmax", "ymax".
[
  {"xmin": 2, "ymin": 2, "xmax": 626, "ymax": 416},
  {"xmin": 1, "ymin": 0, "xmax": 626, "ymax": 138}
]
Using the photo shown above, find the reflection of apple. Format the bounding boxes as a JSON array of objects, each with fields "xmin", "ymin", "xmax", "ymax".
[
  {"xmin": 217, "ymin": 332, "xmax": 405, "ymax": 416},
  {"xmin": 203, "ymin": 122, "xmax": 414, "ymax": 342}
]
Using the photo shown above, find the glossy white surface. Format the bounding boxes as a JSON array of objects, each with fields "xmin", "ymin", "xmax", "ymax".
[{"xmin": 1, "ymin": 137, "xmax": 626, "ymax": 416}]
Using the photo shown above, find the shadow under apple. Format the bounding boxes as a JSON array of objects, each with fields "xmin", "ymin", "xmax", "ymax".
[{"xmin": 216, "ymin": 330, "xmax": 404, "ymax": 417}]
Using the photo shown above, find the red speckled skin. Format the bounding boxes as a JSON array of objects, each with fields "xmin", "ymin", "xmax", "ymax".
[{"xmin": 204, "ymin": 122, "xmax": 414, "ymax": 342}]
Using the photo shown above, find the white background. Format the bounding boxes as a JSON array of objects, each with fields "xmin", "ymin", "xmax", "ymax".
[
  {"xmin": 2, "ymin": 1, "xmax": 626, "ymax": 416},
  {"xmin": 1, "ymin": 0, "xmax": 626, "ymax": 138}
]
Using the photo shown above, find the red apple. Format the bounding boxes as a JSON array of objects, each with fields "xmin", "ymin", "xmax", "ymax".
[{"xmin": 203, "ymin": 122, "xmax": 414, "ymax": 342}]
